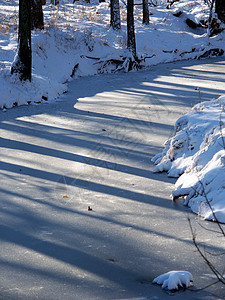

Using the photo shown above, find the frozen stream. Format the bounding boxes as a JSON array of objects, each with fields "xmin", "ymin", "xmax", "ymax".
[{"xmin": 0, "ymin": 58, "xmax": 225, "ymax": 299}]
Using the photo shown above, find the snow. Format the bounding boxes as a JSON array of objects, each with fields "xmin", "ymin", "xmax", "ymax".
[
  {"xmin": 152, "ymin": 96, "xmax": 225, "ymax": 223},
  {"xmin": 153, "ymin": 271, "xmax": 193, "ymax": 290},
  {"xmin": 1, "ymin": 0, "xmax": 225, "ymax": 297},
  {"xmin": 0, "ymin": 0, "xmax": 225, "ymax": 109}
]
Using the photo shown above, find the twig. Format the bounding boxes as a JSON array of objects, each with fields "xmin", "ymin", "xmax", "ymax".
[
  {"xmin": 85, "ymin": 55, "xmax": 100, "ymax": 60},
  {"xmin": 120, "ymin": 0, "xmax": 127, "ymax": 8},
  {"xmin": 149, "ymin": 0, "xmax": 157, "ymax": 7},
  {"xmin": 198, "ymin": 221, "xmax": 224, "ymax": 235},
  {"xmin": 188, "ymin": 217, "xmax": 225, "ymax": 284},
  {"xmin": 199, "ymin": 180, "xmax": 225, "ymax": 236},
  {"xmin": 189, "ymin": 279, "xmax": 220, "ymax": 292},
  {"xmin": 205, "ymin": 250, "xmax": 225, "ymax": 257},
  {"xmin": 204, "ymin": 0, "xmax": 213, "ymax": 8}
]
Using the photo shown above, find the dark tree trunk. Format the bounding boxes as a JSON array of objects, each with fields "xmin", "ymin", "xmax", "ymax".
[
  {"xmin": 51, "ymin": 0, "xmax": 59, "ymax": 5},
  {"xmin": 110, "ymin": 0, "xmax": 121, "ymax": 30},
  {"xmin": 127, "ymin": 0, "xmax": 136, "ymax": 57},
  {"xmin": 215, "ymin": 0, "xmax": 225, "ymax": 23},
  {"xmin": 42, "ymin": 0, "xmax": 46, "ymax": 4},
  {"xmin": 31, "ymin": 0, "xmax": 44, "ymax": 30},
  {"xmin": 11, "ymin": 0, "xmax": 32, "ymax": 82},
  {"xmin": 143, "ymin": 0, "xmax": 149, "ymax": 25}
]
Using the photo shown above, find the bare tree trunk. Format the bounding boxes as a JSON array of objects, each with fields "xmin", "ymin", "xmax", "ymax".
[
  {"xmin": 143, "ymin": 0, "xmax": 149, "ymax": 25},
  {"xmin": 215, "ymin": 0, "xmax": 225, "ymax": 23},
  {"xmin": 127, "ymin": 0, "xmax": 136, "ymax": 57},
  {"xmin": 51, "ymin": 0, "xmax": 59, "ymax": 5},
  {"xmin": 31, "ymin": 0, "xmax": 44, "ymax": 30},
  {"xmin": 110, "ymin": 0, "xmax": 121, "ymax": 30},
  {"xmin": 11, "ymin": 0, "xmax": 32, "ymax": 82}
]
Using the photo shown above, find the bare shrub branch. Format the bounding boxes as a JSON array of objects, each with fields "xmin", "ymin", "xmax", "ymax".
[{"xmin": 188, "ymin": 217, "xmax": 225, "ymax": 285}]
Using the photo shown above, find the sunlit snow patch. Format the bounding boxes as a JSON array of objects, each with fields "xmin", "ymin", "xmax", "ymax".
[
  {"xmin": 152, "ymin": 96, "xmax": 225, "ymax": 223},
  {"xmin": 153, "ymin": 271, "xmax": 193, "ymax": 290}
]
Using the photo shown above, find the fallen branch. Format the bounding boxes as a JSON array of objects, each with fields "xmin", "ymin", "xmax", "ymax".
[
  {"xmin": 198, "ymin": 48, "xmax": 224, "ymax": 59},
  {"xmin": 91, "ymin": 54, "xmax": 155, "ymax": 73},
  {"xmin": 70, "ymin": 63, "xmax": 79, "ymax": 77}
]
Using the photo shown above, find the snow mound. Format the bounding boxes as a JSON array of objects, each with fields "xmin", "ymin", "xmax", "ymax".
[
  {"xmin": 152, "ymin": 95, "xmax": 225, "ymax": 223},
  {"xmin": 153, "ymin": 270, "xmax": 193, "ymax": 290}
]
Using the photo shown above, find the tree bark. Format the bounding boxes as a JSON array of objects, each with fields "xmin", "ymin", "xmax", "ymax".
[
  {"xmin": 142, "ymin": 0, "xmax": 149, "ymax": 25},
  {"xmin": 51, "ymin": 0, "xmax": 59, "ymax": 5},
  {"xmin": 215, "ymin": 0, "xmax": 225, "ymax": 23},
  {"xmin": 11, "ymin": 0, "xmax": 32, "ymax": 82},
  {"xmin": 31, "ymin": 0, "xmax": 44, "ymax": 30},
  {"xmin": 110, "ymin": 0, "xmax": 121, "ymax": 30},
  {"xmin": 127, "ymin": 0, "xmax": 136, "ymax": 57}
]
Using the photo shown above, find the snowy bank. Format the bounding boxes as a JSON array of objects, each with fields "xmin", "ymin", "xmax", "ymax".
[
  {"xmin": 152, "ymin": 95, "xmax": 225, "ymax": 223},
  {"xmin": 1, "ymin": 0, "xmax": 225, "ymax": 109}
]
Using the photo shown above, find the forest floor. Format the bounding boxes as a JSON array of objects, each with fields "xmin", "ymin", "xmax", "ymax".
[{"xmin": 0, "ymin": 57, "xmax": 225, "ymax": 299}]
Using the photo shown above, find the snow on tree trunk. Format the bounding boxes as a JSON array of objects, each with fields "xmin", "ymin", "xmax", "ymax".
[
  {"xmin": 11, "ymin": 0, "xmax": 32, "ymax": 82},
  {"xmin": 31, "ymin": 0, "xmax": 44, "ymax": 30},
  {"xmin": 143, "ymin": 0, "xmax": 149, "ymax": 25},
  {"xmin": 215, "ymin": 0, "xmax": 225, "ymax": 23},
  {"xmin": 127, "ymin": 0, "xmax": 136, "ymax": 57},
  {"xmin": 110, "ymin": 0, "xmax": 121, "ymax": 30}
]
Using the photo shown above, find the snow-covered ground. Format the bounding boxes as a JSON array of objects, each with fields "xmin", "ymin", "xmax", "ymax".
[
  {"xmin": 152, "ymin": 95, "xmax": 225, "ymax": 223},
  {"xmin": 0, "ymin": 0, "xmax": 225, "ymax": 109}
]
